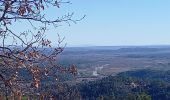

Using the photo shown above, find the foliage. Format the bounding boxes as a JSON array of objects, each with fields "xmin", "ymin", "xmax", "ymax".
[
  {"xmin": 0, "ymin": 0, "xmax": 84, "ymax": 99},
  {"xmin": 78, "ymin": 69, "xmax": 170, "ymax": 100}
]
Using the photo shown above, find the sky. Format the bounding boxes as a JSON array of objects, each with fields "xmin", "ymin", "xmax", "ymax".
[
  {"xmin": 55, "ymin": 0, "xmax": 170, "ymax": 47},
  {"xmin": 13, "ymin": 0, "xmax": 170, "ymax": 47}
]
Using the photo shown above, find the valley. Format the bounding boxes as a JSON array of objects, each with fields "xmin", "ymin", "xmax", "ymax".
[{"xmin": 57, "ymin": 46, "xmax": 170, "ymax": 82}]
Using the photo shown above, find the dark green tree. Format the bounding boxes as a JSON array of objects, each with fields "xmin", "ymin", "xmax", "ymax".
[{"xmin": 137, "ymin": 92, "xmax": 151, "ymax": 100}]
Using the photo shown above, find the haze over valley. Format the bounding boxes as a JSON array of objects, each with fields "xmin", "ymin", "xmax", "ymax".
[{"xmin": 57, "ymin": 46, "xmax": 170, "ymax": 82}]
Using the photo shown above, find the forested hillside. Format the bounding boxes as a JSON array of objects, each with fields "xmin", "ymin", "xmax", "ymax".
[{"xmin": 78, "ymin": 69, "xmax": 170, "ymax": 100}]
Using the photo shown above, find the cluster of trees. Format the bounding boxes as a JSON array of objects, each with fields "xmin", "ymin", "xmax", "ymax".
[
  {"xmin": 78, "ymin": 69, "xmax": 170, "ymax": 100},
  {"xmin": 95, "ymin": 92, "xmax": 151, "ymax": 100}
]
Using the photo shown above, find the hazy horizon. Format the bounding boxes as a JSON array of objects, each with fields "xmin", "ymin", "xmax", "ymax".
[{"xmin": 66, "ymin": 44, "xmax": 170, "ymax": 48}]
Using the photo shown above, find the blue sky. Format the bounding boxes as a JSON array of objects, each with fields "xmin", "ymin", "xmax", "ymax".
[{"xmin": 15, "ymin": 0, "xmax": 170, "ymax": 47}]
